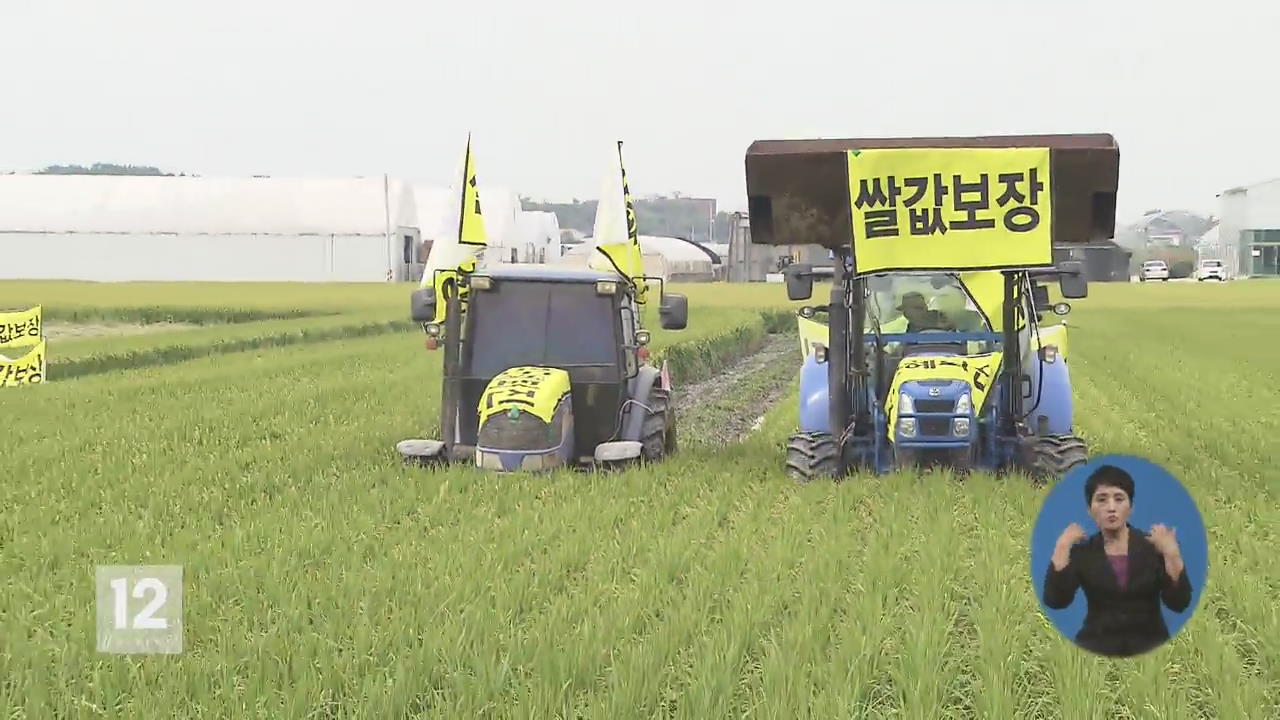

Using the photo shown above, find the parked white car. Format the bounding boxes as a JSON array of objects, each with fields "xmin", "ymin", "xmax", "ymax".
[
  {"xmin": 1139, "ymin": 260, "xmax": 1170, "ymax": 282},
  {"xmin": 1197, "ymin": 259, "xmax": 1227, "ymax": 282}
]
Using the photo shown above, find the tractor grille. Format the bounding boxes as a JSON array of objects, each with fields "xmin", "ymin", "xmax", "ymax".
[
  {"xmin": 478, "ymin": 412, "xmax": 556, "ymax": 450},
  {"xmin": 911, "ymin": 398, "xmax": 956, "ymax": 437},
  {"xmin": 920, "ymin": 418, "xmax": 952, "ymax": 436},
  {"xmin": 914, "ymin": 399, "xmax": 955, "ymax": 414}
]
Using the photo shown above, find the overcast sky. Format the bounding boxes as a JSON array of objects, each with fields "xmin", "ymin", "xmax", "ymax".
[{"xmin": 1, "ymin": 1, "xmax": 1274, "ymax": 222}]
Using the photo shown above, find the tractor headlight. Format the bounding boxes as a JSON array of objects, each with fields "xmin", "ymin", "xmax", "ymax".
[
  {"xmin": 898, "ymin": 418, "xmax": 917, "ymax": 437},
  {"xmin": 955, "ymin": 392, "xmax": 971, "ymax": 416},
  {"xmin": 635, "ymin": 330, "xmax": 651, "ymax": 346},
  {"xmin": 1041, "ymin": 344, "xmax": 1059, "ymax": 364},
  {"xmin": 596, "ymin": 280, "xmax": 618, "ymax": 295},
  {"xmin": 953, "ymin": 418, "xmax": 970, "ymax": 436},
  {"xmin": 469, "ymin": 275, "xmax": 493, "ymax": 290},
  {"xmin": 899, "ymin": 393, "xmax": 915, "ymax": 415},
  {"xmin": 814, "ymin": 344, "xmax": 827, "ymax": 363},
  {"xmin": 425, "ymin": 323, "xmax": 442, "ymax": 337}
]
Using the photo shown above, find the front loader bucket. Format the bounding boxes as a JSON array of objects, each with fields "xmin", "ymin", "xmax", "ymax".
[{"xmin": 744, "ymin": 133, "xmax": 1120, "ymax": 256}]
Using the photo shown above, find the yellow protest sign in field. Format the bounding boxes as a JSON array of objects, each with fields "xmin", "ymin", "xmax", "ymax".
[
  {"xmin": 846, "ymin": 147, "xmax": 1053, "ymax": 275},
  {"xmin": 0, "ymin": 305, "xmax": 43, "ymax": 349},
  {"xmin": 0, "ymin": 339, "xmax": 46, "ymax": 387},
  {"xmin": 0, "ymin": 305, "xmax": 47, "ymax": 387}
]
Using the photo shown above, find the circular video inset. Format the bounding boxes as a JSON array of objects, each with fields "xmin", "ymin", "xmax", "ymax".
[{"xmin": 1029, "ymin": 454, "xmax": 1208, "ymax": 658}]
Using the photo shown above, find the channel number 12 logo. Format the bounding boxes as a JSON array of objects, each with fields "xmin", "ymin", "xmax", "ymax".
[{"xmin": 96, "ymin": 565, "xmax": 184, "ymax": 654}]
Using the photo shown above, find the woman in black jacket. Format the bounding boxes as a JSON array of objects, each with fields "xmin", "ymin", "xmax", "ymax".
[{"xmin": 1043, "ymin": 464, "xmax": 1194, "ymax": 658}]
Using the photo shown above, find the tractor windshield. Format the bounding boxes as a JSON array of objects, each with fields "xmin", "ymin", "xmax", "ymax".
[
  {"xmin": 464, "ymin": 281, "xmax": 621, "ymax": 377},
  {"xmin": 865, "ymin": 273, "xmax": 993, "ymax": 335}
]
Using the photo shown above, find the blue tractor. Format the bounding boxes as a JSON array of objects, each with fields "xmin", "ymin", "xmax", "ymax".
[{"xmin": 743, "ymin": 133, "xmax": 1120, "ymax": 481}]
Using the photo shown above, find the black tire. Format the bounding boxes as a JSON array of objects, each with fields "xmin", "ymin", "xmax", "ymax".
[
  {"xmin": 785, "ymin": 431, "xmax": 841, "ymax": 482},
  {"xmin": 1021, "ymin": 434, "xmax": 1088, "ymax": 481},
  {"xmin": 640, "ymin": 386, "xmax": 673, "ymax": 462}
]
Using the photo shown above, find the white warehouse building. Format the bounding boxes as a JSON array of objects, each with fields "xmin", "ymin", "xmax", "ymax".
[
  {"xmin": 1217, "ymin": 177, "xmax": 1280, "ymax": 278},
  {"xmin": 0, "ymin": 173, "xmax": 558, "ymax": 283}
]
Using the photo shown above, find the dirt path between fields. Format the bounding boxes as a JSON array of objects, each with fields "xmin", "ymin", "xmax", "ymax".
[
  {"xmin": 41, "ymin": 321, "xmax": 199, "ymax": 340},
  {"xmin": 673, "ymin": 331, "xmax": 799, "ymax": 446}
]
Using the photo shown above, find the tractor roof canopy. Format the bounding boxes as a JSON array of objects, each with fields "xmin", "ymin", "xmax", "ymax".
[{"xmin": 744, "ymin": 134, "xmax": 1120, "ymax": 269}]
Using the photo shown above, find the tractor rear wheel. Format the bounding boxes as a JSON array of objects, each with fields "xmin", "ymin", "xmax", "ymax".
[
  {"xmin": 785, "ymin": 431, "xmax": 840, "ymax": 482},
  {"xmin": 1022, "ymin": 434, "xmax": 1088, "ymax": 481},
  {"xmin": 640, "ymin": 386, "xmax": 674, "ymax": 462}
]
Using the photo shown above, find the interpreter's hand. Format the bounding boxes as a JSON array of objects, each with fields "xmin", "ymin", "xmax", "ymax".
[
  {"xmin": 1149, "ymin": 524, "xmax": 1181, "ymax": 557},
  {"xmin": 1056, "ymin": 522, "xmax": 1087, "ymax": 549},
  {"xmin": 1051, "ymin": 522, "xmax": 1087, "ymax": 571}
]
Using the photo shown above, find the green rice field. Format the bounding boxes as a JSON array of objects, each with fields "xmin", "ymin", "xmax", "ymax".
[{"xmin": 1, "ymin": 279, "xmax": 1276, "ymax": 718}]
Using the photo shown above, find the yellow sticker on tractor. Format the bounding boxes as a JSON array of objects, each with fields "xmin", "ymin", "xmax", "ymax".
[
  {"xmin": 478, "ymin": 365, "xmax": 572, "ymax": 425},
  {"xmin": 846, "ymin": 147, "xmax": 1053, "ymax": 275}
]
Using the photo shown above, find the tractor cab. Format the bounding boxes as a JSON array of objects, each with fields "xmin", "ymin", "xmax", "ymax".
[{"xmin": 399, "ymin": 262, "xmax": 688, "ymax": 471}]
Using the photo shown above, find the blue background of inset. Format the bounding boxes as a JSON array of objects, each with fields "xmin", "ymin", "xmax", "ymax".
[{"xmin": 1029, "ymin": 454, "xmax": 1209, "ymax": 644}]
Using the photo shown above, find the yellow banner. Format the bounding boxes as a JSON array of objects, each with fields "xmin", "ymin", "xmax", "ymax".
[
  {"xmin": 846, "ymin": 147, "xmax": 1053, "ymax": 274},
  {"xmin": 0, "ymin": 305, "xmax": 42, "ymax": 348},
  {"xmin": 422, "ymin": 135, "xmax": 488, "ymax": 324},
  {"xmin": 458, "ymin": 135, "xmax": 487, "ymax": 248},
  {"xmin": 594, "ymin": 141, "xmax": 649, "ymax": 304},
  {"xmin": 0, "ymin": 339, "xmax": 47, "ymax": 387},
  {"xmin": 478, "ymin": 365, "xmax": 572, "ymax": 425},
  {"xmin": 884, "ymin": 352, "xmax": 1003, "ymax": 440},
  {"xmin": 797, "ymin": 314, "xmax": 827, "ymax": 359}
]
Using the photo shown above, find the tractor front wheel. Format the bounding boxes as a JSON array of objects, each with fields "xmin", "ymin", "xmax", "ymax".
[
  {"xmin": 785, "ymin": 431, "xmax": 841, "ymax": 482},
  {"xmin": 1021, "ymin": 434, "xmax": 1088, "ymax": 481}
]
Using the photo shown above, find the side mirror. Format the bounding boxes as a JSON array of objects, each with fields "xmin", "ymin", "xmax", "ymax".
[
  {"xmin": 1031, "ymin": 283, "xmax": 1051, "ymax": 308},
  {"xmin": 1058, "ymin": 261, "xmax": 1088, "ymax": 299},
  {"xmin": 659, "ymin": 293, "xmax": 688, "ymax": 330},
  {"xmin": 784, "ymin": 263, "xmax": 814, "ymax": 301},
  {"xmin": 410, "ymin": 288, "xmax": 437, "ymax": 323}
]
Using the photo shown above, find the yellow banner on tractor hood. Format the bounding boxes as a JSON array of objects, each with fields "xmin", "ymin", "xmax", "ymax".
[
  {"xmin": 846, "ymin": 147, "xmax": 1053, "ymax": 275},
  {"xmin": 883, "ymin": 352, "xmax": 1003, "ymax": 440},
  {"xmin": 478, "ymin": 365, "xmax": 572, "ymax": 425}
]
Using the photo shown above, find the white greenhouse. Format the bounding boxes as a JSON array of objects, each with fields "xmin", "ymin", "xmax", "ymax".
[
  {"xmin": 557, "ymin": 235, "xmax": 717, "ymax": 282},
  {"xmin": 0, "ymin": 174, "xmax": 431, "ymax": 282}
]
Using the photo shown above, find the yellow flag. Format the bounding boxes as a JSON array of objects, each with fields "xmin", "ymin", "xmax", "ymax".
[
  {"xmin": 420, "ymin": 134, "xmax": 488, "ymax": 323},
  {"xmin": 591, "ymin": 141, "xmax": 648, "ymax": 303},
  {"xmin": 457, "ymin": 135, "xmax": 487, "ymax": 248}
]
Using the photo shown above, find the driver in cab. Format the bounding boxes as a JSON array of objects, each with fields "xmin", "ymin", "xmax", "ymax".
[{"xmin": 897, "ymin": 292, "xmax": 953, "ymax": 332}]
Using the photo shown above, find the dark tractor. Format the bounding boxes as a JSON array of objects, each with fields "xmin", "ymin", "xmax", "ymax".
[{"xmin": 396, "ymin": 263, "xmax": 689, "ymax": 472}]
